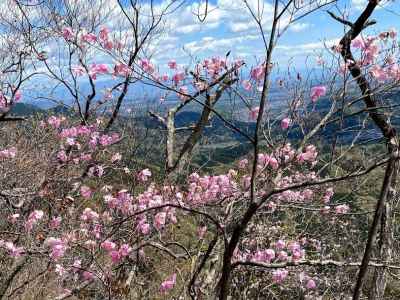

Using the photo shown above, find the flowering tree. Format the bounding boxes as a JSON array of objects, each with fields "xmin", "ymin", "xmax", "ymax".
[{"xmin": 1, "ymin": 0, "xmax": 400, "ymax": 299}]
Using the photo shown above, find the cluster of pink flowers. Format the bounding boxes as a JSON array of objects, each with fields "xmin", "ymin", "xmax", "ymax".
[
  {"xmin": 140, "ymin": 58, "xmax": 155, "ymax": 74},
  {"xmin": 249, "ymin": 106, "xmax": 260, "ymax": 120},
  {"xmin": 0, "ymin": 147, "xmax": 17, "ymax": 159},
  {"xmin": 281, "ymin": 117, "xmax": 292, "ymax": 130},
  {"xmin": 250, "ymin": 64, "xmax": 266, "ymax": 82},
  {"xmin": 168, "ymin": 60, "xmax": 177, "ymax": 69},
  {"xmin": 299, "ymin": 272, "xmax": 317, "ymax": 290},
  {"xmin": 272, "ymin": 269, "xmax": 289, "ymax": 284},
  {"xmin": 0, "ymin": 89, "xmax": 22, "ymax": 111},
  {"xmin": 0, "ymin": 240, "xmax": 24, "ymax": 257},
  {"xmin": 88, "ymin": 63, "xmax": 109, "ymax": 79},
  {"xmin": 1, "ymin": 113, "xmax": 355, "ymax": 297},
  {"xmin": 66, "ymin": 26, "xmax": 117, "ymax": 51},
  {"xmin": 245, "ymin": 240, "xmax": 305, "ymax": 265},
  {"xmin": 113, "ymin": 63, "xmax": 131, "ymax": 77},
  {"xmin": 25, "ymin": 210, "xmax": 44, "ymax": 231},
  {"xmin": 186, "ymin": 172, "xmax": 238, "ymax": 205},
  {"xmin": 47, "ymin": 116, "xmax": 66, "ymax": 129},
  {"xmin": 100, "ymin": 240, "xmax": 132, "ymax": 264},
  {"xmin": 62, "ymin": 27, "xmax": 74, "ymax": 41},
  {"xmin": 310, "ymin": 85, "xmax": 326, "ymax": 102},
  {"xmin": 160, "ymin": 273, "xmax": 177, "ymax": 293},
  {"xmin": 104, "ymin": 190, "xmax": 134, "ymax": 215},
  {"xmin": 43, "ymin": 118, "xmax": 122, "ymax": 167},
  {"xmin": 297, "ymin": 145, "xmax": 318, "ymax": 164},
  {"xmin": 45, "ymin": 237, "xmax": 68, "ymax": 261},
  {"xmin": 348, "ymin": 30, "xmax": 400, "ymax": 82},
  {"xmin": 334, "ymin": 204, "xmax": 350, "ymax": 214},
  {"xmin": 137, "ymin": 168, "xmax": 152, "ymax": 182},
  {"xmin": 58, "ymin": 124, "xmax": 97, "ymax": 139},
  {"xmin": 242, "ymin": 79, "xmax": 252, "ymax": 91}
]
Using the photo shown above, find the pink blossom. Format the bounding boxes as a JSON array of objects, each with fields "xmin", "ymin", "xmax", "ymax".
[
  {"xmin": 8, "ymin": 214, "xmax": 20, "ymax": 223},
  {"xmin": 99, "ymin": 27, "xmax": 109, "ymax": 41},
  {"xmin": 351, "ymin": 36, "xmax": 366, "ymax": 49},
  {"xmin": 104, "ymin": 40, "xmax": 113, "ymax": 50},
  {"xmin": 111, "ymin": 153, "xmax": 122, "ymax": 162},
  {"xmin": 389, "ymin": 28, "xmax": 397, "ymax": 39},
  {"xmin": 50, "ymin": 216, "xmax": 62, "ymax": 229},
  {"xmin": 119, "ymin": 244, "xmax": 132, "ymax": 257},
  {"xmin": 272, "ymin": 269, "xmax": 288, "ymax": 284},
  {"xmin": 322, "ymin": 187, "xmax": 334, "ymax": 203},
  {"xmin": 238, "ymin": 158, "xmax": 248, "ymax": 169},
  {"xmin": 197, "ymin": 226, "xmax": 207, "ymax": 239},
  {"xmin": 369, "ymin": 65, "xmax": 387, "ymax": 81},
  {"xmin": 91, "ymin": 224, "xmax": 102, "ymax": 239},
  {"xmin": 47, "ymin": 116, "xmax": 63, "ymax": 128},
  {"xmin": 14, "ymin": 90, "xmax": 22, "ymax": 102},
  {"xmin": 45, "ymin": 238, "xmax": 67, "ymax": 260},
  {"xmin": 154, "ymin": 212, "xmax": 167, "ymax": 230},
  {"xmin": 0, "ymin": 93, "xmax": 7, "ymax": 111},
  {"xmin": 253, "ymin": 249, "xmax": 275, "ymax": 262},
  {"xmin": 234, "ymin": 59, "xmax": 244, "ymax": 69},
  {"xmin": 140, "ymin": 59, "xmax": 155, "ymax": 73},
  {"xmin": 269, "ymin": 157, "xmax": 279, "ymax": 170},
  {"xmin": 161, "ymin": 74, "xmax": 169, "ymax": 81},
  {"xmin": 138, "ymin": 221, "xmax": 150, "ymax": 235},
  {"xmin": 110, "ymin": 250, "xmax": 121, "ymax": 263},
  {"xmin": 55, "ymin": 264, "xmax": 66, "ymax": 277},
  {"xmin": 297, "ymin": 145, "xmax": 318, "ymax": 164},
  {"xmin": 57, "ymin": 150, "xmax": 68, "ymax": 162},
  {"xmin": 281, "ymin": 118, "xmax": 291, "ymax": 130},
  {"xmin": 335, "ymin": 204, "xmax": 350, "ymax": 214},
  {"xmin": 66, "ymin": 137, "xmax": 75, "ymax": 146},
  {"xmin": 249, "ymin": 107, "xmax": 260, "ymax": 120},
  {"xmin": 168, "ymin": 60, "xmax": 177, "ymax": 69},
  {"xmin": 172, "ymin": 71, "xmax": 185, "ymax": 84},
  {"xmin": 81, "ymin": 33, "xmax": 97, "ymax": 43},
  {"xmin": 275, "ymin": 239, "xmax": 286, "ymax": 250},
  {"xmin": 114, "ymin": 63, "xmax": 131, "ymax": 77},
  {"xmin": 242, "ymin": 80, "xmax": 252, "ymax": 91},
  {"xmin": 178, "ymin": 86, "xmax": 189, "ymax": 101},
  {"xmin": 160, "ymin": 273, "xmax": 176, "ymax": 293},
  {"xmin": 250, "ymin": 65, "xmax": 265, "ymax": 81},
  {"xmin": 81, "ymin": 207, "xmax": 99, "ymax": 222},
  {"xmin": 277, "ymin": 251, "xmax": 288, "ymax": 261},
  {"xmin": 0, "ymin": 147, "xmax": 17, "ymax": 159},
  {"xmin": 306, "ymin": 279, "xmax": 316, "ymax": 289},
  {"xmin": 25, "ymin": 210, "xmax": 44, "ymax": 231},
  {"xmin": 3, "ymin": 241, "xmax": 24, "ymax": 258},
  {"xmin": 62, "ymin": 27, "xmax": 74, "ymax": 40},
  {"xmin": 88, "ymin": 165, "xmax": 104, "ymax": 177},
  {"xmin": 91, "ymin": 63, "xmax": 109, "ymax": 75},
  {"xmin": 310, "ymin": 85, "xmax": 326, "ymax": 102},
  {"xmin": 101, "ymin": 240, "xmax": 117, "ymax": 252},
  {"xmin": 80, "ymin": 185, "xmax": 93, "ymax": 199},
  {"xmin": 138, "ymin": 168, "xmax": 152, "ymax": 182},
  {"xmin": 72, "ymin": 66, "xmax": 85, "ymax": 76},
  {"xmin": 82, "ymin": 271, "xmax": 94, "ymax": 281}
]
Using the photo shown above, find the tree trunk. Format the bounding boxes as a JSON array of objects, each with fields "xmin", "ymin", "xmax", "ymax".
[{"xmin": 370, "ymin": 161, "xmax": 399, "ymax": 299}]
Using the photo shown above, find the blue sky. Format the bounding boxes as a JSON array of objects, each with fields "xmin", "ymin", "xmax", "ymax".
[
  {"xmin": 147, "ymin": 0, "xmax": 400, "ymax": 69},
  {"xmin": 18, "ymin": 0, "xmax": 400, "ymax": 107}
]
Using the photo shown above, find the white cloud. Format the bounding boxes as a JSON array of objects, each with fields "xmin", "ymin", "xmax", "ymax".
[
  {"xmin": 183, "ymin": 34, "xmax": 259, "ymax": 54},
  {"xmin": 289, "ymin": 23, "xmax": 312, "ymax": 32},
  {"xmin": 277, "ymin": 38, "xmax": 340, "ymax": 56},
  {"xmin": 351, "ymin": 0, "xmax": 390, "ymax": 11},
  {"xmin": 351, "ymin": 0, "xmax": 368, "ymax": 11}
]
